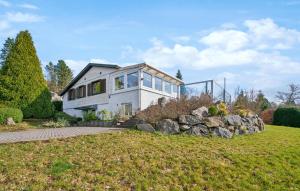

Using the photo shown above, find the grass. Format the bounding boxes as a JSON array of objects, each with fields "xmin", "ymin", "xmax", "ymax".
[
  {"xmin": 0, "ymin": 119, "xmax": 47, "ymax": 132},
  {"xmin": 0, "ymin": 125, "xmax": 299, "ymax": 190}
]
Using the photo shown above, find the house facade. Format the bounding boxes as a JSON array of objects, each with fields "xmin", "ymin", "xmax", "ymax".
[{"xmin": 60, "ymin": 63, "xmax": 183, "ymax": 118}]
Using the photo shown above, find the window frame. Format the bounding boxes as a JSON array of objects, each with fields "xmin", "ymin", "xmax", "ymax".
[
  {"xmin": 172, "ymin": 84, "xmax": 178, "ymax": 93},
  {"xmin": 115, "ymin": 75, "xmax": 125, "ymax": 90},
  {"xmin": 91, "ymin": 79, "xmax": 106, "ymax": 95},
  {"xmin": 143, "ymin": 72, "xmax": 152, "ymax": 88},
  {"xmin": 127, "ymin": 71, "xmax": 139, "ymax": 88},
  {"xmin": 77, "ymin": 85, "xmax": 86, "ymax": 98},
  {"xmin": 155, "ymin": 77, "xmax": 163, "ymax": 91},
  {"xmin": 68, "ymin": 88, "xmax": 76, "ymax": 100},
  {"xmin": 164, "ymin": 81, "xmax": 171, "ymax": 94}
]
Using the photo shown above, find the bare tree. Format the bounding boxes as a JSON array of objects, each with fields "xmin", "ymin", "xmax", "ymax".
[{"xmin": 276, "ymin": 84, "xmax": 300, "ymax": 105}]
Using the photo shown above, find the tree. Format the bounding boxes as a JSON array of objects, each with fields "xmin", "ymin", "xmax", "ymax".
[
  {"xmin": 0, "ymin": 30, "xmax": 53, "ymax": 118},
  {"xmin": 0, "ymin": 37, "xmax": 15, "ymax": 68},
  {"xmin": 255, "ymin": 90, "xmax": 271, "ymax": 111},
  {"xmin": 45, "ymin": 61, "xmax": 58, "ymax": 92},
  {"xmin": 56, "ymin": 60, "xmax": 73, "ymax": 92},
  {"xmin": 276, "ymin": 84, "xmax": 300, "ymax": 105},
  {"xmin": 176, "ymin": 69, "xmax": 182, "ymax": 80},
  {"xmin": 45, "ymin": 60, "xmax": 73, "ymax": 93}
]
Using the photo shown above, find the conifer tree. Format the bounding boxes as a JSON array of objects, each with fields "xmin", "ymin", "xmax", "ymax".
[
  {"xmin": 176, "ymin": 69, "xmax": 183, "ymax": 80},
  {"xmin": 0, "ymin": 30, "xmax": 53, "ymax": 118},
  {"xmin": 56, "ymin": 60, "xmax": 73, "ymax": 92},
  {"xmin": 0, "ymin": 37, "xmax": 15, "ymax": 68}
]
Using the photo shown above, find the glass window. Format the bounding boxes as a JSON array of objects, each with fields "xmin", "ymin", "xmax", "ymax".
[
  {"xmin": 68, "ymin": 89, "xmax": 76, "ymax": 100},
  {"xmin": 172, "ymin": 84, "xmax": 177, "ymax": 93},
  {"xmin": 121, "ymin": 103, "xmax": 132, "ymax": 116},
  {"xmin": 115, "ymin": 75, "xmax": 124, "ymax": 90},
  {"xmin": 164, "ymin": 81, "xmax": 171, "ymax": 94},
  {"xmin": 143, "ymin": 72, "xmax": 152, "ymax": 88},
  {"xmin": 155, "ymin": 77, "xmax": 162, "ymax": 91},
  {"xmin": 78, "ymin": 85, "xmax": 86, "ymax": 98},
  {"xmin": 127, "ymin": 72, "xmax": 138, "ymax": 88},
  {"xmin": 91, "ymin": 79, "xmax": 106, "ymax": 95}
]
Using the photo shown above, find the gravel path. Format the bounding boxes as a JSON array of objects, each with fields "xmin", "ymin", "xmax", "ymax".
[{"xmin": 0, "ymin": 127, "xmax": 123, "ymax": 144}]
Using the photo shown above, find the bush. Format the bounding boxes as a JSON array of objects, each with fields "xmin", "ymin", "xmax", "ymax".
[
  {"xmin": 234, "ymin": 109, "xmax": 250, "ymax": 118},
  {"xmin": 97, "ymin": 109, "xmax": 112, "ymax": 121},
  {"xmin": 0, "ymin": 107, "xmax": 23, "ymax": 124},
  {"xmin": 42, "ymin": 118, "xmax": 69, "ymax": 128},
  {"xmin": 217, "ymin": 102, "xmax": 228, "ymax": 116},
  {"xmin": 83, "ymin": 110, "xmax": 97, "ymax": 122},
  {"xmin": 273, "ymin": 107, "xmax": 300, "ymax": 127},
  {"xmin": 260, "ymin": 109, "xmax": 274, "ymax": 124},
  {"xmin": 136, "ymin": 94, "xmax": 212, "ymax": 124},
  {"xmin": 53, "ymin": 101, "xmax": 63, "ymax": 112},
  {"xmin": 208, "ymin": 105, "xmax": 219, "ymax": 116},
  {"xmin": 54, "ymin": 112, "xmax": 77, "ymax": 124}
]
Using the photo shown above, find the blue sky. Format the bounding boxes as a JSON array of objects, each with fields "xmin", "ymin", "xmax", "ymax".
[{"xmin": 1, "ymin": 0, "xmax": 300, "ymax": 101}]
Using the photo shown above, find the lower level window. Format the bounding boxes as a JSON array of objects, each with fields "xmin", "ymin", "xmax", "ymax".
[{"xmin": 121, "ymin": 103, "xmax": 132, "ymax": 116}]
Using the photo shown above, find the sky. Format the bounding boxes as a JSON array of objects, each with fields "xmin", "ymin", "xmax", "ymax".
[{"xmin": 0, "ymin": 0, "xmax": 300, "ymax": 101}]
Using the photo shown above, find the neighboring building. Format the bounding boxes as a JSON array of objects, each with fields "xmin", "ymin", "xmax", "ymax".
[
  {"xmin": 50, "ymin": 91, "xmax": 62, "ymax": 101},
  {"xmin": 60, "ymin": 63, "xmax": 183, "ymax": 118}
]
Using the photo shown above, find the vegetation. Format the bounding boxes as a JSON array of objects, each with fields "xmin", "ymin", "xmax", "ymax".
[
  {"xmin": 273, "ymin": 107, "xmax": 300, "ymax": 127},
  {"xmin": 276, "ymin": 84, "xmax": 300, "ymax": 105},
  {"xmin": 208, "ymin": 105, "xmax": 218, "ymax": 116},
  {"xmin": 53, "ymin": 100, "xmax": 63, "ymax": 112},
  {"xmin": 83, "ymin": 110, "xmax": 97, "ymax": 122},
  {"xmin": 0, "ymin": 125, "xmax": 299, "ymax": 190},
  {"xmin": 0, "ymin": 107, "xmax": 23, "ymax": 124},
  {"xmin": 42, "ymin": 118, "xmax": 70, "ymax": 128},
  {"xmin": 45, "ymin": 60, "xmax": 73, "ymax": 93},
  {"xmin": 175, "ymin": 69, "xmax": 182, "ymax": 80},
  {"xmin": 97, "ymin": 109, "xmax": 112, "ymax": 121},
  {"xmin": 0, "ymin": 37, "xmax": 14, "ymax": 68},
  {"xmin": 0, "ymin": 30, "xmax": 53, "ymax": 119},
  {"xmin": 54, "ymin": 112, "xmax": 78, "ymax": 124},
  {"xmin": 136, "ymin": 94, "xmax": 212, "ymax": 124},
  {"xmin": 260, "ymin": 108, "xmax": 274, "ymax": 124},
  {"xmin": 0, "ymin": 119, "xmax": 49, "ymax": 132}
]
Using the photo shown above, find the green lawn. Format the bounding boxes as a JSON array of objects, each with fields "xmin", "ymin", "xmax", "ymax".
[
  {"xmin": 0, "ymin": 119, "xmax": 48, "ymax": 132},
  {"xmin": 0, "ymin": 125, "xmax": 299, "ymax": 190}
]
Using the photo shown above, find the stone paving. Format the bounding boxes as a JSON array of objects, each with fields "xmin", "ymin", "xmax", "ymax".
[{"xmin": 0, "ymin": 127, "xmax": 123, "ymax": 144}]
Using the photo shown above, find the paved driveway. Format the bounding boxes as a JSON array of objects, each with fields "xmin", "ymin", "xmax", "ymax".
[{"xmin": 0, "ymin": 127, "xmax": 123, "ymax": 144}]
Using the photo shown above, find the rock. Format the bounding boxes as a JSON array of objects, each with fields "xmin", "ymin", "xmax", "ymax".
[
  {"xmin": 227, "ymin": 126, "xmax": 235, "ymax": 132},
  {"xmin": 158, "ymin": 97, "xmax": 167, "ymax": 107},
  {"xmin": 186, "ymin": 124, "xmax": 210, "ymax": 136},
  {"xmin": 136, "ymin": 123, "xmax": 155, "ymax": 133},
  {"xmin": 191, "ymin": 106, "xmax": 208, "ymax": 118},
  {"xmin": 178, "ymin": 115, "xmax": 202, "ymax": 126},
  {"xmin": 213, "ymin": 127, "xmax": 233, "ymax": 138},
  {"xmin": 5, "ymin": 117, "xmax": 16, "ymax": 126},
  {"xmin": 224, "ymin": 115, "xmax": 242, "ymax": 126},
  {"xmin": 179, "ymin": 125, "xmax": 191, "ymax": 131},
  {"xmin": 248, "ymin": 126, "xmax": 260, "ymax": 134},
  {"xmin": 257, "ymin": 117, "xmax": 265, "ymax": 131},
  {"xmin": 203, "ymin": 117, "xmax": 224, "ymax": 128},
  {"xmin": 156, "ymin": 119, "xmax": 180, "ymax": 134}
]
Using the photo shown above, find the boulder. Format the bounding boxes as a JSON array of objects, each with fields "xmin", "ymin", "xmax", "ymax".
[
  {"xmin": 158, "ymin": 97, "xmax": 167, "ymax": 107},
  {"xmin": 186, "ymin": 124, "xmax": 210, "ymax": 136},
  {"xmin": 203, "ymin": 117, "xmax": 224, "ymax": 128},
  {"xmin": 226, "ymin": 126, "xmax": 235, "ymax": 132},
  {"xmin": 191, "ymin": 106, "xmax": 208, "ymax": 118},
  {"xmin": 213, "ymin": 127, "xmax": 233, "ymax": 138},
  {"xmin": 179, "ymin": 125, "xmax": 191, "ymax": 131},
  {"xmin": 248, "ymin": 126, "xmax": 260, "ymax": 134},
  {"xmin": 257, "ymin": 117, "xmax": 264, "ymax": 131},
  {"xmin": 156, "ymin": 119, "xmax": 180, "ymax": 134},
  {"xmin": 136, "ymin": 123, "xmax": 155, "ymax": 133},
  {"xmin": 224, "ymin": 115, "xmax": 242, "ymax": 126},
  {"xmin": 178, "ymin": 115, "xmax": 202, "ymax": 126},
  {"xmin": 5, "ymin": 117, "xmax": 16, "ymax": 126}
]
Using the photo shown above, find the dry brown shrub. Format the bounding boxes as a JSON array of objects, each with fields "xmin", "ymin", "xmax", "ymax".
[
  {"xmin": 136, "ymin": 94, "xmax": 212, "ymax": 124},
  {"xmin": 260, "ymin": 109, "xmax": 274, "ymax": 124}
]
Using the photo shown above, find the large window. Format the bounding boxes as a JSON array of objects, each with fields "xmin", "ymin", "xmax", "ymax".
[
  {"xmin": 77, "ymin": 85, "xmax": 86, "ymax": 98},
  {"xmin": 68, "ymin": 89, "xmax": 76, "ymax": 100},
  {"xmin": 89, "ymin": 79, "xmax": 106, "ymax": 96},
  {"xmin": 115, "ymin": 75, "xmax": 124, "ymax": 90},
  {"xmin": 164, "ymin": 81, "xmax": 171, "ymax": 94},
  {"xmin": 121, "ymin": 103, "xmax": 132, "ymax": 116},
  {"xmin": 143, "ymin": 72, "xmax": 152, "ymax": 88},
  {"xmin": 172, "ymin": 84, "xmax": 178, "ymax": 93},
  {"xmin": 127, "ymin": 72, "xmax": 138, "ymax": 88},
  {"xmin": 155, "ymin": 77, "xmax": 162, "ymax": 91}
]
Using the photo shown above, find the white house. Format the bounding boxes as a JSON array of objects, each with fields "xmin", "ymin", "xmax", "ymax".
[{"xmin": 60, "ymin": 63, "xmax": 183, "ymax": 117}]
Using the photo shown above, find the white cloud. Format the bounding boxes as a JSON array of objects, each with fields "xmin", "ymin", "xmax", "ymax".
[
  {"xmin": 5, "ymin": 12, "xmax": 44, "ymax": 23},
  {"xmin": 0, "ymin": 0, "xmax": 10, "ymax": 7},
  {"xmin": 0, "ymin": 20, "xmax": 10, "ymax": 31},
  {"xmin": 18, "ymin": 3, "xmax": 39, "ymax": 10}
]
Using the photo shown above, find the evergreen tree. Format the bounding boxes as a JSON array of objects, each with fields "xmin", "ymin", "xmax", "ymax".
[
  {"xmin": 176, "ymin": 69, "xmax": 183, "ymax": 80},
  {"xmin": 0, "ymin": 37, "xmax": 15, "ymax": 68},
  {"xmin": 56, "ymin": 60, "xmax": 73, "ymax": 92},
  {"xmin": 0, "ymin": 31, "xmax": 53, "ymax": 118},
  {"xmin": 255, "ymin": 90, "xmax": 271, "ymax": 111}
]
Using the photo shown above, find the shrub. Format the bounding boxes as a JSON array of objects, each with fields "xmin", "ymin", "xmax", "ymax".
[
  {"xmin": 273, "ymin": 107, "xmax": 300, "ymax": 127},
  {"xmin": 0, "ymin": 107, "xmax": 23, "ymax": 124},
  {"xmin": 136, "ymin": 94, "xmax": 212, "ymax": 124},
  {"xmin": 83, "ymin": 110, "xmax": 97, "ymax": 122},
  {"xmin": 54, "ymin": 112, "xmax": 77, "ymax": 124},
  {"xmin": 53, "ymin": 101, "xmax": 63, "ymax": 112},
  {"xmin": 217, "ymin": 102, "xmax": 228, "ymax": 116},
  {"xmin": 234, "ymin": 109, "xmax": 250, "ymax": 118},
  {"xmin": 97, "ymin": 109, "xmax": 112, "ymax": 121},
  {"xmin": 260, "ymin": 109, "xmax": 274, "ymax": 124},
  {"xmin": 42, "ymin": 118, "xmax": 69, "ymax": 128},
  {"xmin": 208, "ymin": 105, "xmax": 219, "ymax": 116}
]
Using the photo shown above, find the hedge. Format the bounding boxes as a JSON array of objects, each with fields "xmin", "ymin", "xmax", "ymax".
[
  {"xmin": 53, "ymin": 101, "xmax": 63, "ymax": 112},
  {"xmin": 54, "ymin": 112, "xmax": 78, "ymax": 124},
  {"xmin": 273, "ymin": 107, "xmax": 300, "ymax": 127},
  {"xmin": 0, "ymin": 108, "xmax": 23, "ymax": 124}
]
